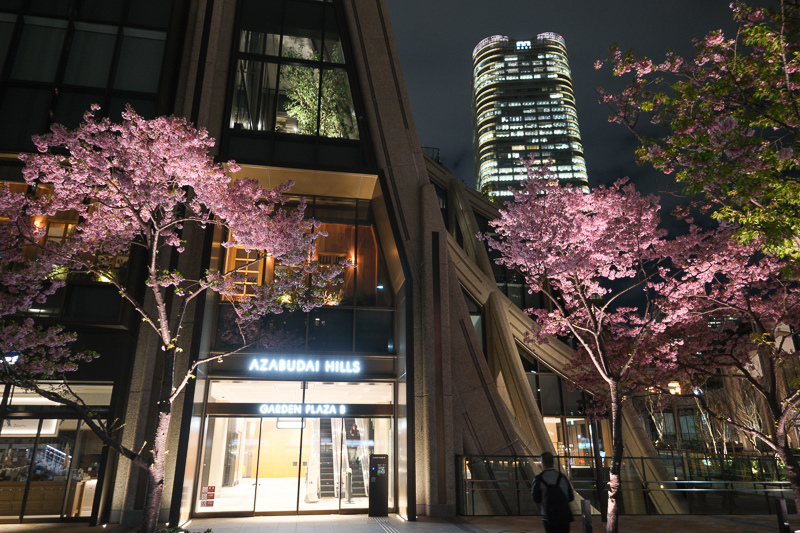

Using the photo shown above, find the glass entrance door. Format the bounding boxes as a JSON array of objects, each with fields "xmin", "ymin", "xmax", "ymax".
[
  {"xmin": 197, "ymin": 415, "xmax": 391, "ymax": 514},
  {"xmin": 196, "ymin": 380, "xmax": 395, "ymax": 515},
  {"xmin": 196, "ymin": 417, "xmax": 260, "ymax": 512},
  {"xmin": 292, "ymin": 416, "xmax": 383, "ymax": 512},
  {"xmin": 253, "ymin": 416, "xmax": 303, "ymax": 513}
]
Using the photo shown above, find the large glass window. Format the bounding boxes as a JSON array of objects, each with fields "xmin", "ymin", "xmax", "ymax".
[
  {"xmin": 215, "ymin": 196, "xmax": 394, "ymax": 354},
  {"xmin": 62, "ymin": 22, "xmax": 117, "ymax": 88},
  {"xmin": 0, "ymin": 13, "xmax": 15, "ymax": 74},
  {"xmin": 0, "ymin": 1, "xmax": 174, "ymax": 152},
  {"xmin": 10, "ymin": 17, "xmax": 67, "ymax": 82},
  {"xmin": 231, "ymin": 60, "xmax": 279, "ymax": 131},
  {"xmin": 521, "ymin": 348, "xmax": 609, "ymax": 465},
  {"xmin": 0, "ymin": 384, "xmax": 111, "ymax": 519},
  {"xmin": 113, "ymin": 27, "xmax": 166, "ymax": 93},
  {"xmin": 0, "ymin": 88, "xmax": 51, "ymax": 151},
  {"xmin": 228, "ymin": 0, "xmax": 358, "ymax": 140}
]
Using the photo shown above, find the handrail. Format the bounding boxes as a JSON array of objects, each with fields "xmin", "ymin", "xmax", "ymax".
[{"xmin": 456, "ymin": 454, "xmax": 793, "ymax": 517}]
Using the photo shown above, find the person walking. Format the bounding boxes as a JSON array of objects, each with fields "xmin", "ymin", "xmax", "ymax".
[{"xmin": 531, "ymin": 451, "xmax": 575, "ymax": 533}]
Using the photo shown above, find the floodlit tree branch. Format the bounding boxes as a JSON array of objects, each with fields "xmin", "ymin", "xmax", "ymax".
[
  {"xmin": 0, "ymin": 106, "xmax": 342, "ymax": 533},
  {"xmin": 598, "ymin": 0, "xmax": 800, "ymax": 260}
]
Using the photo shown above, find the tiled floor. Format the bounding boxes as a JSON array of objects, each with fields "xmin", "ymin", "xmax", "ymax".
[{"xmin": 0, "ymin": 514, "xmax": 786, "ymax": 533}]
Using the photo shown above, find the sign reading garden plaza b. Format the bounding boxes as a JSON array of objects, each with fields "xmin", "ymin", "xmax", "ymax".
[
  {"xmin": 258, "ymin": 403, "xmax": 346, "ymax": 415},
  {"xmin": 206, "ymin": 402, "xmax": 394, "ymax": 417}
]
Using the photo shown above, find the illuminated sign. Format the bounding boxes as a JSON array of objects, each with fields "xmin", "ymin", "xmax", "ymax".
[
  {"xmin": 259, "ymin": 403, "xmax": 346, "ymax": 416},
  {"xmin": 248, "ymin": 357, "xmax": 361, "ymax": 374}
]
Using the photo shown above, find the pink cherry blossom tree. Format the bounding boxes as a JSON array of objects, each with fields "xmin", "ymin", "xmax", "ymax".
[
  {"xmin": 663, "ymin": 227, "xmax": 800, "ymax": 512},
  {"xmin": 0, "ymin": 106, "xmax": 340, "ymax": 533},
  {"xmin": 597, "ymin": 0, "xmax": 800, "ymax": 260},
  {"xmin": 483, "ymin": 165, "xmax": 683, "ymax": 533}
]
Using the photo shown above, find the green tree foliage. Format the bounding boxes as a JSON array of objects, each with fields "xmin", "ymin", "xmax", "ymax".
[
  {"xmin": 281, "ymin": 47, "xmax": 358, "ymax": 139},
  {"xmin": 598, "ymin": 1, "xmax": 800, "ymax": 259}
]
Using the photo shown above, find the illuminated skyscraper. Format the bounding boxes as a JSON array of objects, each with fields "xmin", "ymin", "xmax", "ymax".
[{"xmin": 472, "ymin": 33, "xmax": 589, "ymax": 200}]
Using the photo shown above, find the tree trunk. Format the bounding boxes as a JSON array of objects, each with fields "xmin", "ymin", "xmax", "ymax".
[
  {"xmin": 141, "ymin": 348, "xmax": 176, "ymax": 533},
  {"xmin": 606, "ymin": 382, "xmax": 624, "ymax": 533},
  {"xmin": 141, "ymin": 406, "xmax": 171, "ymax": 533},
  {"xmin": 775, "ymin": 426, "xmax": 800, "ymax": 519}
]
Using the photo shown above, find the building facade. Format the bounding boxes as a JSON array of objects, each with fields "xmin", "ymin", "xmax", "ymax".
[
  {"xmin": 472, "ymin": 33, "xmax": 589, "ymax": 200},
  {"xmin": 0, "ymin": 0, "xmax": 673, "ymax": 527}
]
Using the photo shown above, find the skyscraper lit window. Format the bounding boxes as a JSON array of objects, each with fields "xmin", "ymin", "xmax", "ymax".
[{"xmin": 472, "ymin": 33, "xmax": 588, "ymax": 200}]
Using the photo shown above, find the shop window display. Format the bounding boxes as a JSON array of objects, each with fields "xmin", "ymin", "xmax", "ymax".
[{"xmin": 0, "ymin": 385, "xmax": 111, "ymax": 518}]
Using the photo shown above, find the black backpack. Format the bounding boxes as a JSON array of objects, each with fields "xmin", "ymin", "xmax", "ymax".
[{"xmin": 537, "ymin": 472, "xmax": 574, "ymax": 525}]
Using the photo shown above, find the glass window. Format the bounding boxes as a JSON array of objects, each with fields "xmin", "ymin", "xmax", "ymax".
[
  {"xmin": 356, "ymin": 226, "xmax": 392, "ymax": 307},
  {"xmin": 0, "ymin": 419, "xmax": 73, "ymax": 517},
  {"xmin": 113, "ymin": 27, "xmax": 166, "ymax": 93},
  {"xmin": 0, "ymin": 418, "xmax": 99, "ymax": 517},
  {"xmin": 217, "ymin": 195, "xmax": 394, "ymax": 352},
  {"xmin": 26, "ymin": 0, "xmax": 70, "ymax": 17},
  {"xmin": 538, "ymin": 374, "xmax": 563, "ymax": 416},
  {"xmin": 196, "ymin": 416, "xmax": 261, "ymax": 513},
  {"xmin": 308, "ymin": 307, "xmax": 352, "ymax": 351},
  {"xmin": 526, "ymin": 373, "xmax": 540, "ymax": 405},
  {"xmin": 278, "ymin": 62, "xmax": 319, "ymax": 135},
  {"xmin": 505, "ymin": 283, "xmax": 523, "ymax": 309},
  {"xmin": 53, "ymin": 91, "xmax": 105, "ymax": 128},
  {"xmin": 542, "ymin": 416, "xmax": 564, "ymax": 455},
  {"xmin": 322, "ymin": 4, "xmax": 343, "ymax": 63},
  {"xmin": 315, "ymin": 223, "xmax": 355, "ymax": 303},
  {"xmin": 228, "ymin": 0, "xmax": 360, "ymax": 144},
  {"xmin": 355, "ymin": 310, "xmax": 393, "ymax": 353},
  {"xmin": 7, "ymin": 384, "xmax": 113, "ymax": 410},
  {"xmin": 0, "ymin": 87, "xmax": 51, "ymax": 151},
  {"xmin": 64, "ymin": 285, "xmax": 122, "ymax": 320},
  {"xmin": 281, "ymin": 0, "xmax": 324, "ymax": 60},
  {"xmin": 224, "ymin": 247, "xmax": 265, "ymax": 296},
  {"xmin": 125, "ymin": 0, "xmax": 173, "ymax": 29},
  {"xmin": 239, "ymin": 0, "xmax": 282, "ymax": 56},
  {"xmin": 76, "ymin": 0, "xmax": 125, "ymax": 23},
  {"xmin": 319, "ymin": 68, "xmax": 358, "ymax": 139},
  {"xmin": 63, "ymin": 22, "xmax": 117, "ymax": 88},
  {"xmin": 562, "ymin": 384, "xmax": 585, "ymax": 417},
  {"xmin": 10, "ymin": 16, "xmax": 67, "ymax": 82},
  {"xmin": 0, "ymin": 13, "xmax": 15, "ymax": 75},
  {"xmin": 314, "ymin": 197, "xmax": 355, "ymax": 224},
  {"xmin": 562, "ymin": 417, "xmax": 591, "ymax": 463},
  {"xmin": 107, "ymin": 97, "xmax": 155, "ymax": 120},
  {"xmin": 259, "ymin": 311, "xmax": 309, "ymax": 351},
  {"xmin": 230, "ymin": 59, "xmax": 278, "ymax": 131},
  {"xmin": 67, "ymin": 423, "xmax": 105, "ymax": 517}
]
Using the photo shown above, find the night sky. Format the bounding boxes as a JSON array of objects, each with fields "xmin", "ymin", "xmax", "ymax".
[{"xmin": 385, "ymin": 0, "xmax": 746, "ymax": 198}]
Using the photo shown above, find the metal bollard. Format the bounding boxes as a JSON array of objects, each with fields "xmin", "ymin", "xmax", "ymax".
[
  {"xmin": 581, "ymin": 499, "xmax": 593, "ymax": 533},
  {"xmin": 777, "ymin": 499, "xmax": 790, "ymax": 533},
  {"xmin": 346, "ymin": 470, "xmax": 353, "ymax": 503}
]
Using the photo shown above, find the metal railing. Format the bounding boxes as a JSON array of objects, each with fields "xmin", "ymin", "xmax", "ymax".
[{"xmin": 456, "ymin": 454, "xmax": 794, "ymax": 517}]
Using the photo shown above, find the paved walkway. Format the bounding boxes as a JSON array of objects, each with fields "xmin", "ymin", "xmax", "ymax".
[{"xmin": 0, "ymin": 514, "xmax": 786, "ymax": 533}]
